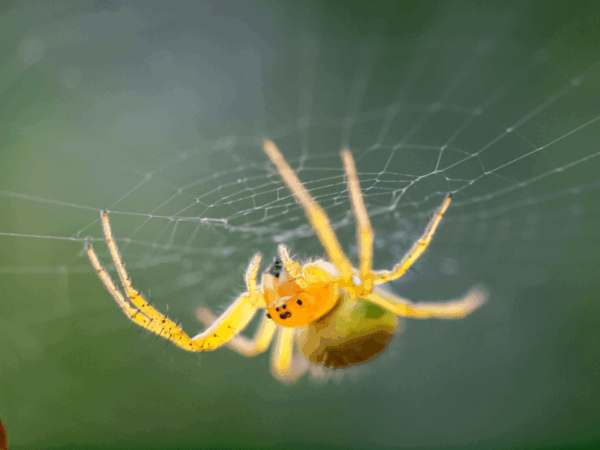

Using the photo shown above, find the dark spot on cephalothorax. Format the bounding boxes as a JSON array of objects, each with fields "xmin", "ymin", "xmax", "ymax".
[
  {"xmin": 279, "ymin": 311, "xmax": 292, "ymax": 320},
  {"xmin": 275, "ymin": 307, "xmax": 280, "ymax": 312},
  {"xmin": 281, "ymin": 304, "xmax": 286, "ymax": 309},
  {"xmin": 266, "ymin": 313, "xmax": 271, "ymax": 319},
  {"xmin": 296, "ymin": 299, "xmax": 303, "ymax": 305},
  {"xmin": 213, "ymin": 334, "xmax": 217, "ymax": 337}
]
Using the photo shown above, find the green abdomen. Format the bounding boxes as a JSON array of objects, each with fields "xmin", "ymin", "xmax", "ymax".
[{"xmin": 298, "ymin": 293, "xmax": 400, "ymax": 369}]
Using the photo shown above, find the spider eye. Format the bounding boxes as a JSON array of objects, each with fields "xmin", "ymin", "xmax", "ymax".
[
  {"xmin": 266, "ymin": 313, "xmax": 271, "ymax": 319},
  {"xmin": 275, "ymin": 307, "xmax": 280, "ymax": 312},
  {"xmin": 296, "ymin": 299, "xmax": 302, "ymax": 305},
  {"xmin": 281, "ymin": 304, "xmax": 286, "ymax": 309}
]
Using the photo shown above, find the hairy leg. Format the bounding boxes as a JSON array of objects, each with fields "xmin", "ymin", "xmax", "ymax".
[
  {"xmin": 366, "ymin": 285, "xmax": 487, "ymax": 319},
  {"xmin": 87, "ymin": 211, "xmax": 265, "ymax": 351},
  {"xmin": 374, "ymin": 195, "xmax": 452, "ymax": 284},
  {"xmin": 196, "ymin": 308, "xmax": 277, "ymax": 356},
  {"xmin": 341, "ymin": 149, "xmax": 374, "ymax": 293},
  {"xmin": 263, "ymin": 139, "xmax": 353, "ymax": 282}
]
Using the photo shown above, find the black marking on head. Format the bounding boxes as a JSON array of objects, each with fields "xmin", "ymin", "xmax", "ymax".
[
  {"xmin": 296, "ymin": 299, "xmax": 302, "ymax": 305},
  {"xmin": 266, "ymin": 313, "xmax": 271, "ymax": 319},
  {"xmin": 269, "ymin": 257, "xmax": 284, "ymax": 278},
  {"xmin": 275, "ymin": 307, "xmax": 280, "ymax": 312},
  {"xmin": 279, "ymin": 311, "xmax": 292, "ymax": 320},
  {"xmin": 281, "ymin": 304, "xmax": 286, "ymax": 309}
]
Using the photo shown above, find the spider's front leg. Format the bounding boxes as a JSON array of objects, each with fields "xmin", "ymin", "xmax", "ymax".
[
  {"xmin": 373, "ymin": 195, "xmax": 452, "ymax": 284},
  {"xmin": 341, "ymin": 149, "xmax": 374, "ymax": 295},
  {"xmin": 340, "ymin": 147, "xmax": 454, "ymax": 291},
  {"xmin": 263, "ymin": 141, "xmax": 374, "ymax": 296},
  {"xmin": 196, "ymin": 307, "xmax": 277, "ymax": 357},
  {"xmin": 86, "ymin": 210, "xmax": 264, "ymax": 352},
  {"xmin": 198, "ymin": 304, "xmax": 309, "ymax": 384},
  {"xmin": 263, "ymin": 139, "xmax": 353, "ymax": 283}
]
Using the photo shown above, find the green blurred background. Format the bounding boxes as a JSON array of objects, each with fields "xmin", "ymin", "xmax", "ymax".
[{"xmin": 1, "ymin": 0, "xmax": 599, "ymax": 448}]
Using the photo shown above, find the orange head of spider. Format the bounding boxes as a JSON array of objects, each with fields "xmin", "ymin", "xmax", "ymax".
[{"xmin": 264, "ymin": 278, "xmax": 338, "ymax": 327}]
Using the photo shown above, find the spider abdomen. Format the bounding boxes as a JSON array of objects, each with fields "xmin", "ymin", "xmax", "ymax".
[{"xmin": 298, "ymin": 292, "xmax": 400, "ymax": 369}]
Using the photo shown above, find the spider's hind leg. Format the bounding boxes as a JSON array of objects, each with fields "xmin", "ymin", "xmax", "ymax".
[
  {"xmin": 271, "ymin": 327, "xmax": 308, "ymax": 384},
  {"xmin": 365, "ymin": 285, "xmax": 487, "ymax": 319}
]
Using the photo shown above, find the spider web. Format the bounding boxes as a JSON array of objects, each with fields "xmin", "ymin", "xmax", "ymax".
[
  {"xmin": 1, "ymin": 0, "xmax": 600, "ymax": 447},
  {"xmin": 2, "ymin": 3, "xmax": 599, "ymax": 305}
]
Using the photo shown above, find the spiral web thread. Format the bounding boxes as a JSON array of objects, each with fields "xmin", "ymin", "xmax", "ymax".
[{"xmin": 1, "ymin": 28, "xmax": 599, "ymax": 310}]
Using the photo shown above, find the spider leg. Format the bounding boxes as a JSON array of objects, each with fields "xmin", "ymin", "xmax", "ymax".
[
  {"xmin": 190, "ymin": 294, "xmax": 261, "ymax": 350},
  {"xmin": 270, "ymin": 326, "xmax": 309, "ymax": 383},
  {"xmin": 87, "ymin": 211, "xmax": 264, "ymax": 351},
  {"xmin": 341, "ymin": 149, "xmax": 374, "ymax": 293},
  {"xmin": 365, "ymin": 285, "xmax": 487, "ymax": 319},
  {"xmin": 263, "ymin": 139, "xmax": 353, "ymax": 282},
  {"xmin": 277, "ymin": 244, "xmax": 308, "ymax": 288},
  {"xmin": 86, "ymin": 241, "xmax": 201, "ymax": 350},
  {"xmin": 271, "ymin": 327, "xmax": 294, "ymax": 380},
  {"xmin": 244, "ymin": 253, "xmax": 262, "ymax": 295},
  {"xmin": 287, "ymin": 351, "xmax": 310, "ymax": 383},
  {"xmin": 199, "ymin": 308, "xmax": 308, "ymax": 383},
  {"xmin": 196, "ymin": 307, "xmax": 277, "ymax": 357},
  {"xmin": 373, "ymin": 195, "xmax": 452, "ymax": 284}
]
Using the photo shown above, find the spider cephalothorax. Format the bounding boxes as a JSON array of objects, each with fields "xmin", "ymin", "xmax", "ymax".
[
  {"xmin": 87, "ymin": 139, "xmax": 486, "ymax": 383},
  {"xmin": 263, "ymin": 260, "xmax": 339, "ymax": 328}
]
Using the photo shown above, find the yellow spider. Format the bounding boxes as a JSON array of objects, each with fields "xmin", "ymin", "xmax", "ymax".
[{"xmin": 86, "ymin": 140, "xmax": 486, "ymax": 383}]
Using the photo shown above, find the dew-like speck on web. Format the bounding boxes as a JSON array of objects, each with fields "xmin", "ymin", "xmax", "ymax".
[
  {"xmin": 297, "ymin": 115, "xmax": 310, "ymax": 130},
  {"xmin": 18, "ymin": 36, "xmax": 44, "ymax": 65},
  {"xmin": 571, "ymin": 204, "xmax": 583, "ymax": 215},
  {"xmin": 374, "ymin": 236, "xmax": 386, "ymax": 249},
  {"xmin": 526, "ymin": 212, "xmax": 540, "ymax": 225},
  {"xmin": 476, "ymin": 38, "xmax": 494, "ymax": 54},
  {"xmin": 440, "ymin": 257, "xmax": 459, "ymax": 275},
  {"xmin": 522, "ymin": 227, "xmax": 537, "ymax": 240},
  {"xmin": 174, "ymin": 272, "xmax": 203, "ymax": 289},
  {"xmin": 59, "ymin": 66, "xmax": 83, "ymax": 88}
]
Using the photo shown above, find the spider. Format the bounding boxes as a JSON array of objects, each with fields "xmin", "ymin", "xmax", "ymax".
[{"xmin": 86, "ymin": 140, "xmax": 486, "ymax": 383}]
